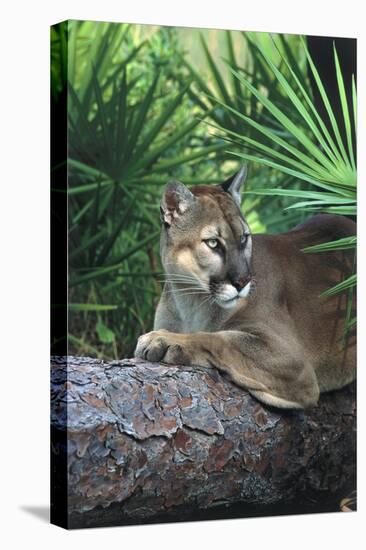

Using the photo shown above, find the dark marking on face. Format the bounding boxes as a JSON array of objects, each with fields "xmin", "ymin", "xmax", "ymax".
[{"xmin": 188, "ymin": 185, "xmax": 252, "ymax": 286}]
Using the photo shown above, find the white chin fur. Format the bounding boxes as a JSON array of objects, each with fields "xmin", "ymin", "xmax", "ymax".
[
  {"xmin": 217, "ymin": 298, "xmax": 238, "ymax": 309},
  {"xmin": 239, "ymin": 281, "xmax": 251, "ymax": 298},
  {"xmin": 216, "ymin": 281, "xmax": 251, "ymax": 309}
]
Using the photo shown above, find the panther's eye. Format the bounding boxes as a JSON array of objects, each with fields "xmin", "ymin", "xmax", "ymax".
[
  {"xmin": 241, "ymin": 233, "xmax": 249, "ymax": 246},
  {"xmin": 206, "ymin": 239, "xmax": 218, "ymax": 249}
]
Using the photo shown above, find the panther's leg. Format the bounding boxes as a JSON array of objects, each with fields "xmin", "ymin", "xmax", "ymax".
[{"xmin": 134, "ymin": 329, "xmax": 320, "ymax": 409}]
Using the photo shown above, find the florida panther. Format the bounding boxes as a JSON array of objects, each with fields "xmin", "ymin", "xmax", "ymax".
[{"xmin": 135, "ymin": 167, "xmax": 356, "ymax": 408}]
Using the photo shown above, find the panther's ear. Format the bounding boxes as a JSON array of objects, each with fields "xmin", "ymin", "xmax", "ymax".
[
  {"xmin": 160, "ymin": 180, "xmax": 196, "ymax": 226},
  {"xmin": 221, "ymin": 165, "xmax": 248, "ymax": 207}
]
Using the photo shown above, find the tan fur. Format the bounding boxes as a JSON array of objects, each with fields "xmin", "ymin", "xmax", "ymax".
[{"xmin": 135, "ymin": 180, "xmax": 356, "ymax": 409}]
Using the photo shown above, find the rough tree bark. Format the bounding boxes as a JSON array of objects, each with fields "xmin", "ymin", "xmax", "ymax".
[{"xmin": 51, "ymin": 356, "xmax": 356, "ymax": 529}]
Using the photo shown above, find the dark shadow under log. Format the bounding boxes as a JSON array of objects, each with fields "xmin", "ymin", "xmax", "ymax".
[{"xmin": 51, "ymin": 356, "xmax": 356, "ymax": 529}]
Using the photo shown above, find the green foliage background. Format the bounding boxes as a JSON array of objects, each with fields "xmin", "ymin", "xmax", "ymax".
[{"xmin": 51, "ymin": 21, "xmax": 356, "ymax": 359}]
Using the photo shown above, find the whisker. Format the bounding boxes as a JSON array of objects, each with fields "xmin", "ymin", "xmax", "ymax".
[
  {"xmin": 162, "ymin": 270, "xmax": 195, "ymax": 277},
  {"xmin": 160, "ymin": 262, "xmax": 226, "ymax": 313},
  {"xmin": 167, "ymin": 273, "xmax": 195, "ymax": 276},
  {"xmin": 159, "ymin": 278, "xmax": 199, "ymax": 284},
  {"xmin": 165, "ymin": 288, "xmax": 207, "ymax": 296},
  {"xmin": 161, "ymin": 281, "xmax": 204, "ymax": 286},
  {"xmin": 159, "ymin": 274, "xmax": 198, "ymax": 280},
  {"xmin": 159, "ymin": 266, "xmax": 211, "ymax": 301},
  {"xmin": 163, "ymin": 285, "xmax": 207, "ymax": 290},
  {"xmin": 160, "ymin": 279, "xmax": 199, "ymax": 285},
  {"xmin": 194, "ymin": 293, "xmax": 214, "ymax": 312},
  {"xmin": 160, "ymin": 279, "xmax": 208, "ymax": 289},
  {"xmin": 166, "ymin": 293, "xmax": 208, "ymax": 297},
  {"xmin": 175, "ymin": 284, "xmax": 208, "ymax": 291},
  {"xmin": 161, "ymin": 268, "xmax": 199, "ymax": 278}
]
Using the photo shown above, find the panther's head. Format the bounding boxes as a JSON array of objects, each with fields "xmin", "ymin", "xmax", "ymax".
[{"xmin": 159, "ymin": 166, "xmax": 254, "ymax": 309}]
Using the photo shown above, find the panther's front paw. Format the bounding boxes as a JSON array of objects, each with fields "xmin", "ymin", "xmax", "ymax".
[
  {"xmin": 134, "ymin": 330, "xmax": 169, "ymax": 362},
  {"xmin": 134, "ymin": 330, "xmax": 190, "ymax": 365}
]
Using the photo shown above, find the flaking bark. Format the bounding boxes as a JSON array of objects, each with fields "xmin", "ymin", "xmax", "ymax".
[{"xmin": 51, "ymin": 356, "xmax": 356, "ymax": 529}]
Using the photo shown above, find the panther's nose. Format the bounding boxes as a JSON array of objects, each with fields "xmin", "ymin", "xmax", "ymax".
[{"xmin": 232, "ymin": 277, "xmax": 249, "ymax": 292}]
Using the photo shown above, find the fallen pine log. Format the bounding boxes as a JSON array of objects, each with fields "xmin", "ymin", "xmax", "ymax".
[{"xmin": 51, "ymin": 356, "xmax": 356, "ymax": 529}]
